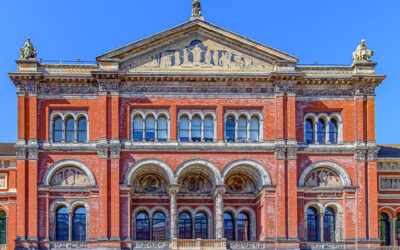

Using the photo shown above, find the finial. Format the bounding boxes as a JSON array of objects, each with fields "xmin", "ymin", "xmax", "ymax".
[
  {"xmin": 352, "ymin": 39, "xmax": 373, "ymax": 63},
  {"xmin": 19, "ymin": 37, "xmax": 37, "ymax": 60},
  {"xmin": 191, "ymin": 0, "xmax": 204, "ymax": 20}
]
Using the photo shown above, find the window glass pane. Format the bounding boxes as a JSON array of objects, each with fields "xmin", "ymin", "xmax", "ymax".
[
  {"xmin": 56, "ymin": 206, "xmax": 69, "ymax": 241},
  {"xmin": 72, "ymin": 207, "xmax": 86, "ymax": 241},
  {"xmin": 65, "ymin": 118, "xmax": 75, "ymax": 142},
  {"xmin": 179, "ymin": 117, "xmax": 189, "ymax": 142},
  {"xmin": 53, "ymin": 117, "xmax": 63, "ymax": 142},
  {"xmin": 77, "ymin": 118, "xmax": 87, "ymax": 143},
  {"xmin": 226, "ymin": 118, "xmax": 235, "ymax": 142},
  {"xmin": 152, "ymin": 212, "xmax": 166, "ymax": 241},
  {"xmin": 317, "ymin": 119, "xmax": 325, "ymax": 144},
  {"xmin": 237, "ymin": 213, "xmax": 250, "ymax": 241},
  {"xmin": 329, "ymin": 120, "xmax": 338, "ymax": 144},
  {"xmin": 0, "ymin": 211, "xmax": 6, "ymax": 245},
  {"xmin": 157, "ymin": 117, "xmax": 168, "ymax": 142},
  {"xmin": 179, "ymin": 212, "xmax": 192, "ymax": 239},
  {"xmin": 250, "ymin": 117, "xmax": 259, "ymax": 142},
  {"xmin": 380, "ymin": 213, "xmax": 391, "ymax": 246},
  {"xmin": 195, "ymin": 212, "xmax": 208, "ymax": 239},
  {"xmin": 145, "ymin": 117, "xmax": 155, "ymax": 141},
  {"xmin": 238, "ymin": 117, "xmax": 247, "ymax": 142},
  {"xmin": 204, "ymin": 117, "xmax": 213, "ymax": 142},
  {"xmin": 396, "ymin": 213, "xmax": 400, "ymax": 246},
  {"xmin": 307, "ymin": 208, "xmax": 319, "ymax": 241},
  {"xmin": 223, "ymin": 212, "xmax": 234, "ymax": 240},
  {"xmin": 305, "ymin": 119, "xmax": 314, "ymax": 144},
  {"xmin": 191, "ymin": 117, "xmax": 201, "ymax": 142},
  {"xmin": 136, "ymin": 212, "xmax": 150, "ymax": 240},
  {"xmin": 323, "ymin": 207, "xmax": 335, "ymax": 242},
  {"xmin": 133, "ymin": 117, "xmax": 143, "ymax": 141}
]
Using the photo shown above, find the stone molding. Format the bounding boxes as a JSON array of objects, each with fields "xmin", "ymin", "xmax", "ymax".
[
  {"xmin": 43, "ymin": 159, "xmax": 96, "ymax": 186},
  {"xmin": 298, "ymin": 160, "xmax": 352, "ymax": 187}
]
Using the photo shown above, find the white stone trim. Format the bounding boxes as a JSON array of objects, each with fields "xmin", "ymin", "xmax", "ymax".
[
  {"xmin": 237, "ymin": 206, "xmax": 256, "ymax": 241},
  {"xmin": 222, "ymin": 159, "xmax": 271, "ymax": 187},
  {"xmin": 224, "ymin": 110, "xmax": 263, "ymax": 142},
  {"xmin": 303, "ymin": 112, "xmax": 343, "ymax": 144},
  {"xmin": 43, "ymin": 159, "xmax": 96, "ymax": 186},
  {"xmin": 124, "ymin": 158, "xmax": 175, "ymax": 185},
  {"xmin": 298, "ymin": 160, "xmax": 351, "ymax": 187},
  {"xmin": 131, "ymin": 109, "xmax": 170, "ymax": 141},
  {"xmin": 175, "ymin": 159, "xmax": 222, "ymax": 186},
  {"xmin": 49, "ymin": 111, "xmax": 89, "ymax": 143},
  {"xmin": 177, "ymin": 110, "xmax": 217, "ymax": 142}
]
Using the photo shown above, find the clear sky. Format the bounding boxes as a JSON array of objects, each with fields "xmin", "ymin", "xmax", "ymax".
[{"xmin": 0, "ymin": 0, "xmax": 399, "ymax": 143}]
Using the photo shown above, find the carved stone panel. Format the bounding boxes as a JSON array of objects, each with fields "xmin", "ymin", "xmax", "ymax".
[
  {"xmin": 379, "ymin": 176, "xmax": 400, "ymax": 191},
  {"xmin": 378, "ymin": 161, "xmax": 400, "ymax": 172},
  {"xmin": 305, "ymin": 168, "xmax": 342, "ymax": 187},
  {"xmin": 179, "ymin": 175, "xmax": 212, "ymax": 194},
  {"xmin": 133, "ymin": 174, "xmax": 167, "ymax": 194},
  {"xmin": 50, "ymin": 167, "xmax": 89, "ymax": 186}
]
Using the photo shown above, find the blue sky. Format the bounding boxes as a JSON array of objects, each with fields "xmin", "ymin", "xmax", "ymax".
[{"xmin": 0, "ymin": 1, "xmax": 399, "ymax": 143}]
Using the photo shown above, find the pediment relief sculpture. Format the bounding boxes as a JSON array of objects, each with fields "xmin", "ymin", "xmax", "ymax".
[
  {"xmin": 305, "ymin": 168, "xmax": 342, "ymax": 188},
  {"xmin": 179, "ymin": 175, "xmax": 212, "ymax": 194},
  {"xmin": 133, "ymin": 174, "xmax": 167, "ymax": 193},
  {"xmin": 120, "ymin": 39, "xmax": 272, "ymax": 73},
  {"xmin": 225, "ymin": 175, "xmax": 255, "ymax": 194},
  {"xmin": 50, "ymin": 167, "xmax": 89, "ymax": 186}
]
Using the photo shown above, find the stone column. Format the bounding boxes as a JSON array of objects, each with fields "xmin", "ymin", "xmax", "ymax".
[
  {"xmin": 214, "ymin": 186, "xmax": 225, "ymax": 239},
  {"xmin": 319, "ymin": 213, "xmax": 324, "ymax": 242},
  {"xmin": 169, "ymin": 185, "xmax": 180, "ymax": 239},
  {"xmin": 391, "ymin": 217, "xmax": 396, "ymax": 246}
]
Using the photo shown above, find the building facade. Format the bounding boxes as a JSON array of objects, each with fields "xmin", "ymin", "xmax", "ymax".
[{"xmin": 4, "ymin": 2, "xmax": 395, "ymax": 249}]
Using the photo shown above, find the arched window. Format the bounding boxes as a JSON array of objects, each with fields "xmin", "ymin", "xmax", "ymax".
[
  {"xmin": 223, "ymin": 212, "xmax": 234, "ymax": 240},
  {"xmin": 329, "ymin": 119, "xmax": 338, "ymax": 144},
  {"xmin": 306, "ymin": 207, "xmax": 319, "ymax": 241},
  {"xmin": 157, "ymin": 117, "xmax": 168, "ymax": 142},
  {"xmin": 237, "ymin": 212, "xmax": 250, "ymax": 241},
  {"xmin": 53, "ymin": 116, "xmax": 63, "ymax": 142},
  {"xmin": 72, "ymin": 207, "xmax": 86, "ymax": 241},
  {"xmin": 56, "ymin": 206, "xmax": 69, "ymax": 241},
  {"xmin": 191, "ymin": 116, "xmax": 201, "ymax": 142},
  {"xmin": 250, "ymin": 117, "xmax": 259, "ymax": 142},
  {"xmin": 380, "ymin": 213, "xmax": 391, "ymax": 246},
  {"xmin": 133, "ymin": 116, "xmax": 143, "ymax": 141},
  {"xmin": 179, "ymin": 212, "xmax": 192, "ymax": 239},
  {"xmin": 317, "ymin": 119, "xmax": 326, "ymax": 144},
  {"xmin": 323, "ymin": 207, "xmax": 336, "ymax": 242},
  {"xmin": 77, "ymin": 117, "xmax": 87, "ymax": 143},
  {"xmin": 145, "ymin": 117, "xmax": 155, "ymax": 141},
  {"xmin": 203, "ymin": 117, "xmax": 213, "ymax": 142},
  {"xmin": 396, "ymin": 213, "xmax": 400, "ymax": 246},
  {"xmin": 152, "ymin": 212, "xmax": 166, "ymax": 241},
  {"xmin": 0, "ymin": 211, "xmax": 6, "ymax": 245},
  {"xmin": 179, "ymin": 117, "xmax": 189, "ymax": 142},
  {"xmin": 226, "ymin": 117, "xmax": 235, "ymax": 142},
  {"xmin": 195, "ymin": 212, "xmax": 208, "ymax": 239},
  {"xmin": 136, "ymin": 212, "xmax": 150, "ymax": 240},
  {"xmin": 305, "ymin": 118, "xmax": 314, "ymax": 144},
  {"xmin": 65, "ymin": 117, "xmax": 75, "ymax": 142},
  {"xmin": 238, "ymin": 117, "xmax": 247, "ymax": 142}
]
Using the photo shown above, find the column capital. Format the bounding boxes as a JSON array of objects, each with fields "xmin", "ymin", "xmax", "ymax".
[
  {"xmin": 212, "ymin": 185, "xmax": 226, "ymax": 197},
  {"xmin": 354, "ymin": 149, "xmax": 367, "ymax": 162},
  {"xmin": 15, "ymin": 140, "xmax": 27, "ymax": 160},
  {"xmin": 110, "ymin": 139, "xmax": 121, "ymax": 159},
  {"xmin": 96, "ymin": 139, "xmax": 109, "ymax": 159},
  {"xmin": 168, "ymin": 185, "xmax": 180, "ymax": 195}
]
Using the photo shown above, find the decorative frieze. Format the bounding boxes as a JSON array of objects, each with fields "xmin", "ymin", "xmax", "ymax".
[
  {"xmin": 37, "ymin": 82, "xmax": 97, "ymax": 95},
  {"xmin": 16, "ymin": 80, "xmax": 37, "ymax": 94},
  {"xmin": 228, "ymin": 241, "xmax": 264, "ymax": 249},
  {"xmin": 378, "ymin": 161, "xmax": 400, "ymax": 172},
  {"xmin": 354, "ymin": 149, "xmax": 366, "ymax": 162},
  {"xmin": 49, "ymin": 242, "xmax": 88, "ymax": 249},
  {"xmin": 132, "ymin": 241, "xmax": 170, "ymax": 248},
  {"xmin": 379, "ymin": 176, "xmax": 400, "ymax": 191}
]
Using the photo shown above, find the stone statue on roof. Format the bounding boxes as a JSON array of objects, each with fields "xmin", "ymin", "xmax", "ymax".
[
  {"xmin": 192, "ymin": 0, "xmax": 202, "ymax": 17},
  {"xmin": 353, "ymin": 39, "xmax": 373, "ymax": 63},
  {"xmin": 20, "ymin": 37, "xmax": 37, "ymax": 60}
]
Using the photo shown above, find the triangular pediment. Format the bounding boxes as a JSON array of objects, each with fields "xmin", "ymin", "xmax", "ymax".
[{"xmin": 97, "ymin": 19, "xmax": 298, "ymax": 73}]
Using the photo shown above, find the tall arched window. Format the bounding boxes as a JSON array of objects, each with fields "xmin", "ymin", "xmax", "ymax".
[
  {"xmin": 323, "ymin": 207, "xmax": 336, "ymax": 242},
  {"xmin": 157, "ymin": 117, "xmax": 168, "ymax": 142},
  {"xmin": 329, "ymin": 119, "xmax": 338, "ymax": 144},
  {"xmin": 136, "ymin": 212, "xmax": 150, "ymax": 240},
  {"xmin": 195, "ymin": 212, "xmax": 208, "ymax": 239},
  {"xmin": 152, "ymin": 212, "xmax": 166, "ymax": 241},
  {"xmin": 179, "ymin": 212, "xmax": 192, "ymax": 239},
  {"xmin": 179, "ymin": 117, "xmax": 189, "ymax": 142},
  {"xmin": 56, "ymin": 206, "xmax": 69, "ymax": 241},
  {"xmin": 237, "ymin": 212, "xmax": 250, "ymax": 241},
  {"xmin": 317, "ymin": 119, "xmax": 326, "ymax": 144},
  {"xmin": 191, "ymin": 116, "xmax": 201, "ymax": 142},
  {"xmin": 77, "ymin": 117, "xmax": 87, "ymax": 143},
  {"xmin": 396, "ymin": 213, "xmax": 400, "ymax": 246},
  {"xmin": 238, "ymin": 117, "xmax": 247, "ymax": 142},
  {"xmin": 250, "ymin": 117, "xmax": 259, "ymax": 142},
  {"xmin": 305, "ymin": 118, "xmax": 314, "ymax": 144},
  {"xmin": 53, "ymin": 116, "xmax": 63, "ymax": 142},
  {"xmin": 226, "ymin": 117, "xmax": 235, "ymax": 142},
  {"xmin": 223, "ymin": 212, "xmax": 234, "ymax": 240},
  {"xmin": 133, "ymin": 116, "xmax": 143, "ymax": 141},
  {"xmin": 72, "ymin": 207, "xmax": 86, "ymax": 241},
  {"xmin": 0, "ymin": 211, "xmax": 6, "ymax": 245},
  {"xmin": 380, "ymin": 213, "xmax": 391, "ymax": 246},
  {"xmin": 65, "ymin": 117, "xmax": 75, "ymax": 142},
  {"xmin": 307, "ymin": 207, "xmax": 319, "ymax": 241},
  {"xmin": 145, "ymin": 117, "xmax": 155, "ymax": 141},
  {"xmin": 203, "ymin": 117, "xmax": 213, "ymax": 142}
]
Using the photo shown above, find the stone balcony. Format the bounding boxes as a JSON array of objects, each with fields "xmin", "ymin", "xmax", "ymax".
[{"xmin": 131, "ymin": 239, "xmax": 265, "ymax": 250}]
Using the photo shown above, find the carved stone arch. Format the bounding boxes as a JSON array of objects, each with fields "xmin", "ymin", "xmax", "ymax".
[
  {"xmin": 131, "ymin": 111, "xmax": 145, "ymax": 120},
  {"xmin": 222, "ymin": 159, "xmax": 271, "ymax": 189},
  {"xmin": 249, "ymin": 111, "xmax": 263, "ymax": 121},
  {"xmin": 43, "ymin": 159, "xmax": 96, "ymax": 186},
  {"xmin": 237, "ymin": 112, "xmax": 250, "ymax": 120},
  {"xmin": 203, "ymin": 111, "xmax": 216, "ymax": 120},
  {"xmin": 124, "ymin": 158, "xmax": 175, "ymax": 185},
  {"xmin": 298, "ymin": 160, "xmax": 352, "ymax": 187},
  {"xmin": 178, "ymin": 110, "xmax": 191, "ymax": 119},
  {"xmin": 379, "ymin": 207, "xmax": 396, "ymax": 217},
  {"xmin": 175, "ymin": 159, "xmax": 222, "ymax": 186},
  {"xmin": 223, "ymin": 206, "xmax": 238, "ymax": 218},
  {"xmin": 64, "ymin": 113, "xmax": 77, "ymax": 121},
  {"xmin": 76, "ymin": 113, "xmax": 89, "ymax": 120},
  {"xmin": 132, "ymin": 206, "xmax": 152, "ymax": 240},
  {"xmin": 329, "ymin": 113, "xmax": 343, "ymax": 123},
  {"xmin": 303, "ymin": 201, "xmax": 323, "ymax": 242},
  {"xmin": 191, "ymin": 111, "xmax": 204, "ymax": 120},
  {"xmin": 70, "ymin": 200, "xmax": 90, "ymax": 240},
  {"xmin": 178, "ymin": 206, "xmax": 195, "ymax": 219},
  {"xmin": 304, "ymin": 113, "xmax": 317, "ymax": 123},
  {"xmin": 194, "ymin": 206, "xmax": 213, "ymax": 238},
  {"xmin": 224, "ymin": 111, "xmax": 238, "ymax": 121},
  {"xmin": 237, "ymin": 206, "xmax": 256, "ymax": 241},
  {"xmin": 0, "ymin": 204, "xmax": 9, "ymax": 213},
  {"xmin": 50, "ymin": 112, "xmax": 65, "ymax": 121},
  {"xmin": 150, "ymin": 206, "xmax": 170, "ymax": 219},
  {"xmin": 145, "ymin": 111, "xmax": 157, "ymax": 119},
  {"xmin": 323, "ymin": 201, "xmax": 343, "ymax": 214},
  {"xmin": 316, "ymin": 113, "xmax": 329, "ymax": 123},
  {"xmin": 150, "ymin": 206, "xmax": 171, "ymax": 240},
  {"xmin": 49, "ymin": 200, "xmax": 70, "ymax": 241},
  {"xmin": 322, "ymin": 201, "xmax": 344, "ymax": 241},
  {"xmin": 157, "ymin": 111, "xmax": 170, "ymax": 120}
]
